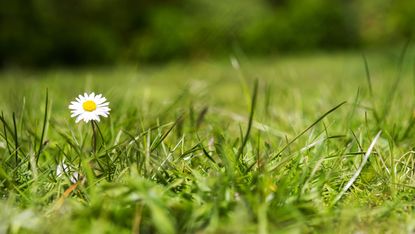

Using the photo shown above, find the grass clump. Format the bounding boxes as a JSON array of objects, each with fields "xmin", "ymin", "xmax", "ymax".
[{"xmin": 1, "ymin": 51, "xmax": 415, "ymax": 233}]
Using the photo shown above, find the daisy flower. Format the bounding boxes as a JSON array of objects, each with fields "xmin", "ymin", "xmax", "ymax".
[{"xmin": 69, "ymin": 92, "xmax": 110, "ymax": 123}]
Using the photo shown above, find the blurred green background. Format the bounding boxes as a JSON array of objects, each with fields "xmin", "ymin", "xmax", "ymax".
[{"xmin": 0, "ymin": 0, "xmax": 413, "ymax": 67}]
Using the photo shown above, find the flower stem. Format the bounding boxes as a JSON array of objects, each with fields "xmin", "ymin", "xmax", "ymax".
[{"xmin": 91, "ymin": 120, "xmax": 97, "ymax": 154}]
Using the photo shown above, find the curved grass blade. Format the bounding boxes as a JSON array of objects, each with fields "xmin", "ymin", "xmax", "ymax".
[
  {"xmin": 236, "ymin": 79, "xmax": 258, "ymax": 160},
  {"xmin": 272, "ymin": 101, "xmax": 347, "ymax": 161},
  {"xmin": 150, "ymin": 115, "xmax": 183, "ymax": 153},
  {"xmin": 332, "ymin": 130, "xmax": 382, "ymax": 205}
]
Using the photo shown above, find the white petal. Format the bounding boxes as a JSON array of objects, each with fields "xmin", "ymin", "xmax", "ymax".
[
  {"xmin": 86, "ymin": 112, "xmax": 96, "ymax": 122},
  {"xmin": 97, "ymin": 111, "xmax": 108, "ymax": 117},
  {"xmin": 57, "ymin": 163, "xmax": 68, "ymax": 177},
  {"xmin": 75, "ymin": 115, "xmax": 84, "ymax": 123},
  {"xmin": 71, "ymin": 172, "xmax": 79, "ymax": 183},
  {"xmin": 69, "ymin": 104, "xmax": 81, "ymax": 109},
  {"xmin": 97, "ymin": 102, "xmax": 109, "ymax": 107},
  {"xmin": 96, "ymin": 97, "xmax": 107, "ymax": 104},
  {"xmin": 83, "ymin": 114, "xmax": 90, "ymax": 122},
  {"xmin": 71, "ymin": 110, "xmax": 84, "ymax": 116}
]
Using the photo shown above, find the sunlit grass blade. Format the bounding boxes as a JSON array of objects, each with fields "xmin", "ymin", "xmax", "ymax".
[
  {"xmin": 332, "ymin": 130, "xmax": 382, "ymax": 205},
  {"xmin": 272, "ymin": 101, "xmax": 347, "ymax": 161},
  {"xmin": 236, "ymin": 79, "xmax": 258, "ymax": 160}
]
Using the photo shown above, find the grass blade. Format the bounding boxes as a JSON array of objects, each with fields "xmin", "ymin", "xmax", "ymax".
[
  {"xmin": 272, "ymin": 101, "xmax": 346, "ymax": 160},
  {"xmin": 0, "ymin": 112, "xmax": 13, "ymax": 156},
  {"xmin": 332, "ymin": 130, "xmax": 382, "ymax": 205},
  {"xmin": 381, "ymin": 40, "xmax": 411, "ymax": 122},
  {"xmin": 150, "ymin": 116, "xmax": 182, "ymax": 153},
  {"xmin": 362, "ymin": 53, "xmax": 373, "ymax": 98},
  {"xmin": 36, "ymin": 89, "xmax": 49, "ymax": 165},
  {"xmin": 236, "ymin": 79, "xmax": 258, "ymax": 160},
  {"xmin": 362, "ymin": 54, "xmax": 380, "ymax": 124},
  {"xmin": 12, "ymin": 112, "xmax": 19, "ymax": 165}
]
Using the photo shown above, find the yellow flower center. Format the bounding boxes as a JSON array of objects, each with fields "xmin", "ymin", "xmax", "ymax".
[{"xmin": 82, "ymin": 100, "xmax": 97, "ymax": 112}]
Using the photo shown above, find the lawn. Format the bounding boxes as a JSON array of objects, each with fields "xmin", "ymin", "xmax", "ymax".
[{"xmin": 1, "ymin": 50, "xmax": 415, "ymax": 233}]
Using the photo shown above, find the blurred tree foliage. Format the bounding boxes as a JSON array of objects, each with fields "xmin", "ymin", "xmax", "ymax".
[{"xmin": 0, "ymin": 0, "xmax": 413, "ymax": 67}]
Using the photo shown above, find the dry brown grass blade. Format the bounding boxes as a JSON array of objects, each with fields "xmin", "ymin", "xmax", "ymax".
[{"xmin": 52, "ymin": 182, "xmax": 80, "ymax": 211}]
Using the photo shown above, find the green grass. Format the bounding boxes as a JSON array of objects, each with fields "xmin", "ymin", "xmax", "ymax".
[{"xmin": 1, "ymin": 50, "xmax": 415, "ymax": 233}]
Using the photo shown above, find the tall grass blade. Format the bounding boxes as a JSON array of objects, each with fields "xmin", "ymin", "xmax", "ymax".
[
  {"xmin": 0, "ymin": 112, "xmax": 12, "ymax": 156},
  {"xmin": 332, "ymin": 130, "xmax": 382, "ymax": 205},
  {"xmin": 236, "ymin": 79, "xmax": 258, "ymax": 160},
  {"xmin": 272, "ymin": 101, "xmax": 346, "ymax": 160},
  {"xmin": 12, "ymin": 112, "xmax": 19, "ymax": 165},
  {"xmin": 150, "ymin": 116, "xmax": 182, "ymax": 153},
  {"xmin": 362, "ymin": 53, "xmax": 373, "ymax": 98},
  {"xmin": 36, "ymin": 89, "xmax": 49, "ymax": 165},
  {"xmin": 362, "ymin": 54, "xmax": 380, "ymax": 123},
  {"xmin": 381, "ymin": 40, "xmax": 411, "ymax": 122}
]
